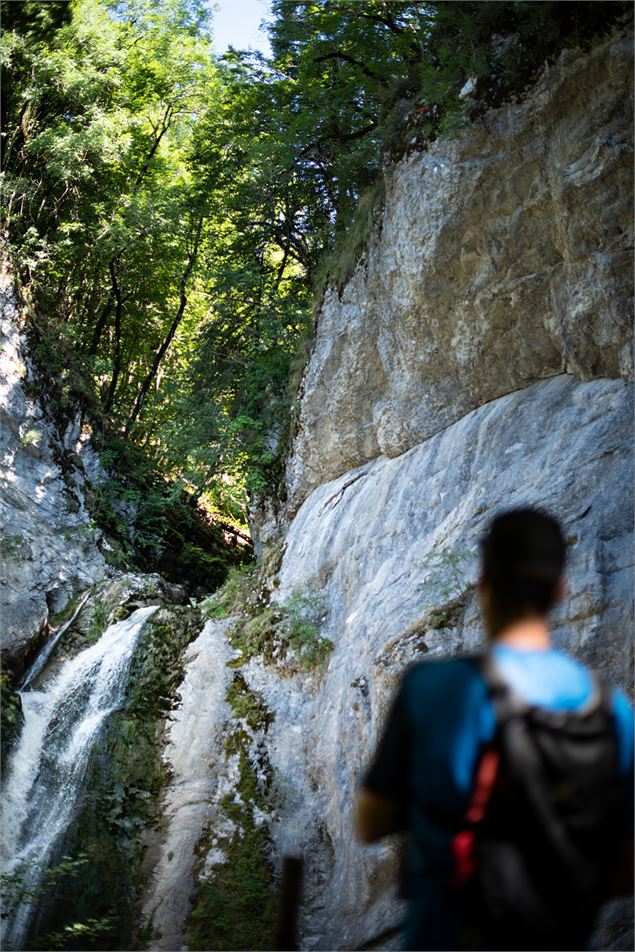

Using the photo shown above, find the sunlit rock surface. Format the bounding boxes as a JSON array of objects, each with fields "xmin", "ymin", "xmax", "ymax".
[
  {"xmin": 285, "ymin": 33, "xmax": 633, "ymax": 513},
  {"xmin": 141, "ymin": 617, "xmax": 235, "ymax": 951},
  {"xmin": 0, "ymin": 275, "xmax": 107, "ymax": 666}
]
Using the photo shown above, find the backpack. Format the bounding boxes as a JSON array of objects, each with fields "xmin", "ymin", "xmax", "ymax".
[{"xmin": 451, "ymin": 654, "xmax": 626, "ymax": 951}]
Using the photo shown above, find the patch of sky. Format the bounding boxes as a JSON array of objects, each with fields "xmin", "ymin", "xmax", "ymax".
[{"xmin": 208, "ymin": 0, "xmax": 273, "ymax": 57}]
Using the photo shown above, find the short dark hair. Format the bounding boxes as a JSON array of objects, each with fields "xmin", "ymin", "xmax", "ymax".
[{"xmin": 481, "ymin": 507, "xmax": 566, "ymax": 626}]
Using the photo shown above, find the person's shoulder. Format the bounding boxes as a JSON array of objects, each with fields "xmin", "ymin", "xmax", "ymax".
[
  {"xmin": 400, "ymin": 654, "xmax": 496, "ymax": 745},
  {"xmin": 401, "ymin": 654, "xmax": 487, "ymax": 697}
]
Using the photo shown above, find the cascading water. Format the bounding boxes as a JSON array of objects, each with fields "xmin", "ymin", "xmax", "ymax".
[
  {"xmin": 1, "ymin": 604, "xmax": 158, "ymax": 950},
  {"xmin": 19, "ymin": 593, "xmax": 90, "ymax": 691}
]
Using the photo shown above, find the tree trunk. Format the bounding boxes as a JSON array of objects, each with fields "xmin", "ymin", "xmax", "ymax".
[
  {"xmin": 102, "ymin": 262, "xmax": 123, "ymax": 413},
  {"xmin": 124, "ymin": 215, "xmax": 204, "ymax": 435}
]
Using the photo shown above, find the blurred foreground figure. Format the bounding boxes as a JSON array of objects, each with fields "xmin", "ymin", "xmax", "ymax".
[{"xmin": 356, "ymin": 508, "xmax": 634, "ymax": 951}]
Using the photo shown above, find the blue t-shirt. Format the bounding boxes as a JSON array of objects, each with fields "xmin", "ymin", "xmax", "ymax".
[{"xmin": 363, "ymin": 646, "xmax": 634, "ymax": 950}]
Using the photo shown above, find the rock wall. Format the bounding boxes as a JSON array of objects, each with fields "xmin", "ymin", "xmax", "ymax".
[
  {"xmin": 284, "ymin": 33, "xmax": 633, "ymax": 515},
  {"xmin": 0, "ymin": 273, "xmax": 107, "ymax": 667},
  {"xmin": 238, "ymin": 31, "xmax": 633, "ymax": 951}
]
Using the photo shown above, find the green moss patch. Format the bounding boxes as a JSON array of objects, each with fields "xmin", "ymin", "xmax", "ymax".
[
  {"xmin": 201, "ymin": 564, "xmax": 260, "ymax": 619},
  {"xmin": 187, "ymin": 814, "xmax": 276, "ymax": 952},
  {"xmin": 226, "ymin": 673, "xmax": 273, "ymax": 732},
  {"xmin": 187, "ymin": 678, "xmax": 278, "ymax": 951},
  {"xmin": 207, "ymin": 569, "xmax": 334, "ymax": 676}
]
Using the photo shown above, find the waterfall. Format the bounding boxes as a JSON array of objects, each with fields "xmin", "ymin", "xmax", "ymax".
[
  {"xmin": 1, "ymin": 605, "xmax": 158, "ymax": 951},
  {"xmin": 19, "ymin": 593, "xmax": 90, "ymax": 691}
]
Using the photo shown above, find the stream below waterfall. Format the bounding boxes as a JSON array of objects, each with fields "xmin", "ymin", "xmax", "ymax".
[{"xmin": 1, "ymin": 605, "xmax": 158, "ymax": 951}]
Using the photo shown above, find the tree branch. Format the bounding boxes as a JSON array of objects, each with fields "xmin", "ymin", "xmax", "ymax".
[{"xmin": 312, "ymin": 50, "xmax": 390, "ymax": 86}]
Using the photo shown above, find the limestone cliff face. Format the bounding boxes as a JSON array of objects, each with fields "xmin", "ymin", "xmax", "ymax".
[
  {"xmin": 284, "ymin": 33, "xmax": 633, "ymax": 515},
  {"xmin": 238, "ymin": 31, "xmax": 633, "ymax": 951},
  {"xmin": 0, "ymin": 275, "xmax": 107, "ymax": 666}
]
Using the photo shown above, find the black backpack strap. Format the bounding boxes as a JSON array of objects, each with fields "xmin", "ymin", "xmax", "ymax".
[{"xmin": 465, "ymin": 652, "xmax": 533, "ymax": 722}]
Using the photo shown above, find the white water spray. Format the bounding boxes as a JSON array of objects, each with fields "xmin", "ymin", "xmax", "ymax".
[
  {"xmin": 1, "ymin": 605, "xmax": 158, "ymax": 950},
  {"xmin": 19, "ymin": 593, "xmax": 90, "ymax": 691}
]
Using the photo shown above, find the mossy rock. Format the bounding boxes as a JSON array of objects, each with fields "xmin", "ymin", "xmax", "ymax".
[
  {"xmin": 187, "ymin": 678, "xmax": 278, "ymax": 951},
  {"xmin": 0, "ymin": 671, "xmax": 23, "ymax": 760}
]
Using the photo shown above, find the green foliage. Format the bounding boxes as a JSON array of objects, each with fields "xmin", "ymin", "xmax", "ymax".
[
  {"xmin": 201, "ymin": 563, "xmax": 258, "ymax": 619},
  {"xmin": 187, "ymin": 816, "xmax": 276, "ymax": 951},
  {"xmin": 226, "ymin": 673, "xmax": 273, "ymax": 732},
  {"xmin": 1, "ymin": 854, "xmax": 111, "ymax": 951},
  {"xmin": 419, "ymin": 548, "xmax": 475, "ymax": 616},
  {"xmin": 39, "ymin": 917, "xmax": 114, "ymax": 951},
  {"xmin": 86, "ymin": 603, "xmax": 108, "ymax": 642},
  {"xmin": 1, "ymin": 854, "xmax": 90, "ymax": 923},
  {"xmin": 89, "ymin": 431, "xmax": 249, "ymax": 589},
  {"xmin": 0, "ymin": 671, "xmax": 23, "ymax": 756},
  {"xmin": 0, "ymin": 532, "xmax": 27, "ymax": 560},
  {"xmin": 314, "ymin": 182, "xmax": 385, "ymax": 296},
  {"xmin": 127, "ymin": 610, "xmax": 203, "ymax": 719},
  {"xmin": 20, "ymin": 427, "xmax": 42, "ymax": 447},
  {"xmin": 227, "ymin": 607, "xmax": 278, "ymax": 665},
  {"xmin": 279, "ymin": 589, "xmax": 333, "ymax": 672},
  {"xmin": 3, "ymin": 0, "xmax": 629, "ymax": 515},
  {"xmin": 219, "ymin": 581, "xmax": 334, "ymax": 675}
]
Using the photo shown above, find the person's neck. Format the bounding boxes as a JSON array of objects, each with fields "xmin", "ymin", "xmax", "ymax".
[{"xmin": 491, "ymin": 617, "xmax": 551, "ymax": 650}]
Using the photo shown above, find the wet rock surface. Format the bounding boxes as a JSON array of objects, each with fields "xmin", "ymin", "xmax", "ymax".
[{"xmin": 141, "ymin": 617, "xmax": 236, "ymax": 951}]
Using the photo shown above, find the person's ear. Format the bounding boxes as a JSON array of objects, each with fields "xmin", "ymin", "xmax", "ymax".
[
  {"xmin": 478, "ymin": 575, "xmax": 490, "ymax": 612},
  {"xmin": 555, "ymin": 576, "xmax": 568, "ymax": 603}
]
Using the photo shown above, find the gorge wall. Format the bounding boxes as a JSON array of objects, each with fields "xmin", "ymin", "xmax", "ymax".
[
  {"xmin": 234, "ymin": 30, "xmax": 633, "ymax": 951},
  {"xmin": 283, "ymin": 31, "xmax": 632, "ymax": 516},
  {"xmin": 0, "ymin": 274, "xmax": 108, "ymax": 668}
]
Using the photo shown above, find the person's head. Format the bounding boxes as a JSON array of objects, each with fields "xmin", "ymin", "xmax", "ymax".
[{"xmin": 479, "ymin": 507, "xmax": 566, "ymax": 638}]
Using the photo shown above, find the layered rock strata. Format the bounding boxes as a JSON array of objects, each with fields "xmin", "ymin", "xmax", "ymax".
[{"xmin": 284, "ymin": 32, "xmax": 633, "ymax": 515}]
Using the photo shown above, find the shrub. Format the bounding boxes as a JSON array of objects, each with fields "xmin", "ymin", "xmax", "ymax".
[
  {"xmin": 280, "ymin": 590, "xmax": 333, "ymax": 672},
  {"xmin": 201, "ymin": 564, "xmax": 259, "ymax": 619},
  {"xmin": 419, "ymin": 548, "xmax": 475, "ymax": 614}
]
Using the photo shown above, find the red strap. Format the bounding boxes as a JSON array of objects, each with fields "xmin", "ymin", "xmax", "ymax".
[
  {"xmin": 466, "ymin": 748, "xmax": 500, "ymax": 824},
  {"xmin": 451, "ymin": 748, "xmax": 500, "ymax": 887},
  {"xmin": 452, "ymin": 830, "xmax": 476, "ymax": 884}
]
